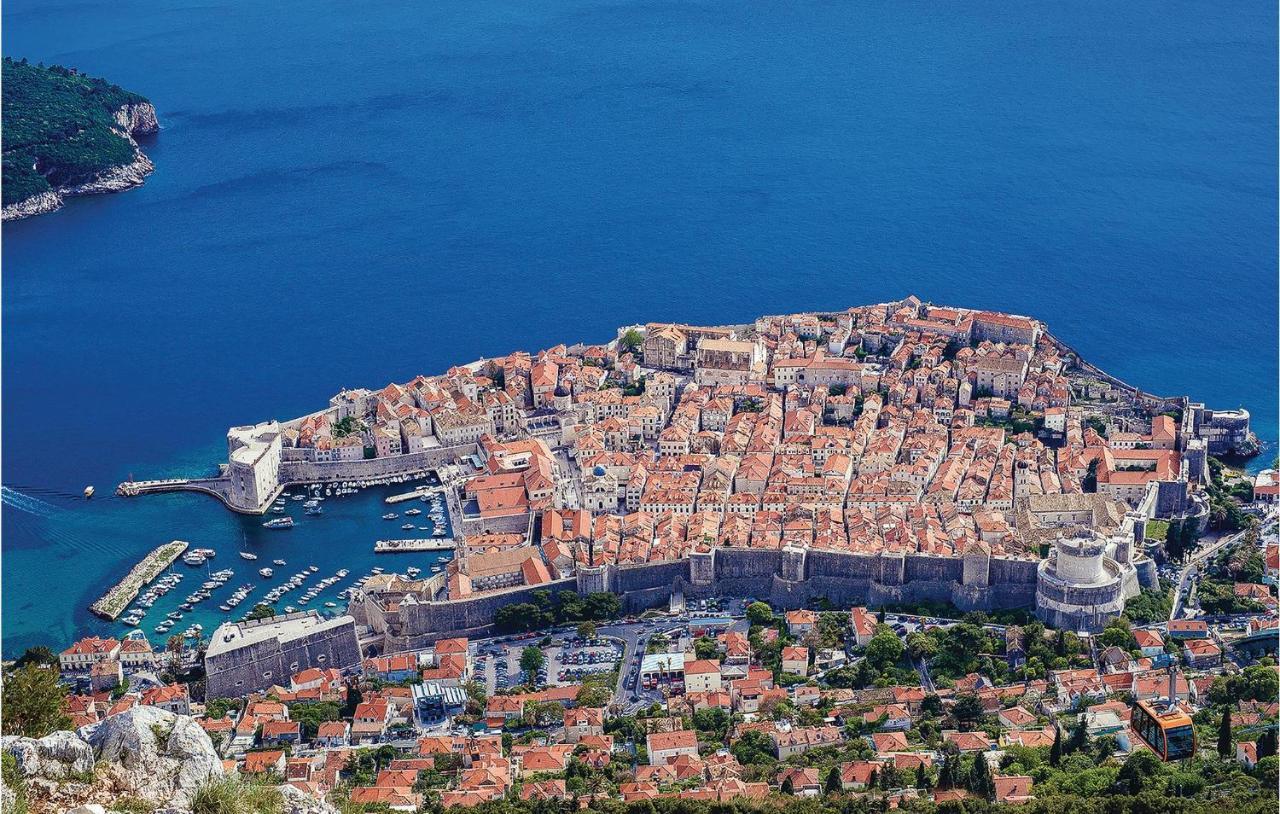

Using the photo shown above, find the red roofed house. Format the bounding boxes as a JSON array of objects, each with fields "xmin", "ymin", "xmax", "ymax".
[
  {"xmin": 243, "ymin": 749, "xmax": 287, "ymax": 776},
  {"xmin": 993, "ymin": 775, "xmax": 1034, "ymax": 804},
  {"xmin": 141, "ymin": 683, "xmax": 190, "ymax": 716},
  {"xmin": 60, "ymin": 637, "xmax": 120, "ymax": 673},
  {"xmin": 647, "ymin": 729, "xmax": 699, "ymax": 766}
]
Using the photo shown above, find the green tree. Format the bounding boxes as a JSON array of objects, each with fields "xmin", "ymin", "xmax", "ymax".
[
  {"xmin": 520, "ymin": 646, "xmax": 545, "ymax": 679},
  {"xmin": 694, "ymin": 636, "xmax": 719, "ymax": 660},
  {"xmin": 619, "ymin": 329, "xmax": 643, "ymax": 355},
  {"xmin": 1116, "ymin": 749, "xmax": 1163, "ymax": 795},
  {"xmin": 951, "ymin": 694, "xmax": 985, "ymax": 728},
  {"xmin": 1256, "ymin": 728, "xmax": 1277, "ymax": 760},
  {"xmin": 864, "ymin": 630, "xmax": 904, "ymax": 672},
  {"xmin": 824, "ymin": 765, "xmax": 842, "ymax": 795},
  {"xmin": 246, "ymin": 603, "xmax": 276, "ymax": 621},
  {"xmin": 746, "ymin": 602, "xmax": 774, "ymax": 626},
  {"xmin": 780, "ymin": 775, "xmax": 794, "ymax": 795},
  {"xmin": 13, "ymin": 647, "xmax": 58, "ymax": 669},
  {"xmin": 968, "ymin": 753, "xmax": 994, "ymax": 799},
  {"xmin": 1049, "ymin": 724, "xmax": 1062, "ymax": 767},
  {"xmin": 1218, "ymin": 706, "xmax": 1233, "ymax": 758},
  {"xmin": 576, "ymin": 621, "xmax": 597, "ymax": 641},
  {"xmin": 1, "ymin": 664, "xmax": 70, "ymax": 737}
]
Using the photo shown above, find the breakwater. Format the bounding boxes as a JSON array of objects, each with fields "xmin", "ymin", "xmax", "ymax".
[{"xmin": 89, "ymin": 540, "xmax": 188, "ymax": 620}]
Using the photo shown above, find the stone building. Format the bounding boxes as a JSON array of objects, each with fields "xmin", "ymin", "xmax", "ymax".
[
  {"xmin": 205, "ymin": 612, "xmax": 360, "ymax": 699},
  {"xmin": 226, "ymin": 421, "xmax": 282, "ymax": 512}
]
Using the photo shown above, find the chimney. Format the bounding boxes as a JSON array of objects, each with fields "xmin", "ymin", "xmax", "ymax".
[{"xmin": 1167, "ymin": 665, "xmax": 1177, "ymax": 706}]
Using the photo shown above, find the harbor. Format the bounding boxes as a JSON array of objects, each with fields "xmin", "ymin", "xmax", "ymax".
[
  {"xmin": 89, "ymin": 540, "xmax": 189, "ymax": 621},
  {"xmin": 374, "ymin": 538, "xmax": 457, "ymax": 553}
]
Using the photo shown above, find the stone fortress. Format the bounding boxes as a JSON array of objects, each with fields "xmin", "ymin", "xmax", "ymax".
[{"xmin": 136, "ymin": 298, "xmax": 1257, "ymax": 648}]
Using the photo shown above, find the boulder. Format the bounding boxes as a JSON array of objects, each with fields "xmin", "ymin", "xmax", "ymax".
[
  {"xmin": 2, "ymin": 730, "xmax": 95, "ymax": 780},
  {"xmin": 64, "ymin": 805, "xmax": 107, "ymax": 814},
  {"xmin": 280, "ymin": 783, "xmax": 341, "ymax": 814},
  {"xmin": 84, "ymin": 706, "xmax": 223, "ymax": 809}
]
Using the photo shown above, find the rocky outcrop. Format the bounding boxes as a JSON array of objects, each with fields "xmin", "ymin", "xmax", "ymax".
[
  {"xmin": 85, "ymin": 706, "xmax": 223, "ymax": 809},
  {"xmin": 0, "ymin": 731, "xmax": 94, "ymax": 780},
  {"xmin": 2, "ymin": 101, "xmax": 158, "ymax": 222}
]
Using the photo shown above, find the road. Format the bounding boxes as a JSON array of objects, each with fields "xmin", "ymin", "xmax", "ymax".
[{"xmin": 1170, "ymin": 527, "xmax": 1248, "ymax": 621}]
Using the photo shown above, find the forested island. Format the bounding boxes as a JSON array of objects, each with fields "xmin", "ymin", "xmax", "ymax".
[{"xmin": 2, "ymin": 57, "xmax": 158, "ymax": 221}]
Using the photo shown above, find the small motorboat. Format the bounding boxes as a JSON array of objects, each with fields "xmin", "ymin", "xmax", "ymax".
[
  {"xmin": 259, "ymin": 567, "xmax": 274, "ymax": 578},
  {"xmin": 273, "ymin": 559, "xmax": 286, "ymax": 566},
  {"xmin": 382, "ymin": 512, "xmax": 398, "ymax": 520},
  {"xmin": 240, "ymin": 551, "xmax": 259, "ymax": 560},
  {"xmin": 262, "ymin": 517, "xmax": 294, "ymax": 529},
  {"xmin": 84, "ymin": 485, "xmax": 95, "ymax": 498}
]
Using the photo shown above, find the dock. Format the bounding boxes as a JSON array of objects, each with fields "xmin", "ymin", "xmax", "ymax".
[
  {"xmin": 384, "ymin": 485, "xmax": 445, "ymax": 504},
  {"xmin": 374, "ymin": 538, "xmax": 457, "ymax": 553},
  {"xmin": 90, "ymin": 540, "xmax": 189, "ymax": 620}
]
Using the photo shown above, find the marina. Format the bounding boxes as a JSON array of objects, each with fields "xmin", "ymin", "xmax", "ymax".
[
  {"xmin": 89, "ymin": 540, "xmax": 189, "ymax": 621},
  {"xmin": 373, "ymin": 538, "xmax": 457, "ymax": 553}
]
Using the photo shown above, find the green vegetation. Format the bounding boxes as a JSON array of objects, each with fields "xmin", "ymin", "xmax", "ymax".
[
  {"xmin": 2, "ymin": 57, "xmax": 149, "ymax": 206},
  {"xmin": 2, "ymin": 752, "xmax": 28, "ymax": 814},
  {"xmin": 287, "ymin": 701, "xmax": 342, "ymax": 739},
  {"xmin": 246, "ymin": 602, "xmax": 277, "ymax": 621},
  {"xmin": 332, "ymin": 415, "xmax": 365, "ymax": 438},
  {"xmin": 1, "ymin": 663, "xmax": 70, "ymax": 737},
  {"xmin": 519, "ymin": 645, "xmax": 546, "ymax": 678},
  {"xmin": 1145, "ymin": 519, "xmax": 1170, "ymax": 542},
  {"xmin": 494, "ymin": 590, "xmax": 621, "ymax": 632},
  {"xmin": 190, "ymin": 775, "xmax": 283, "ymax": 814},
  {"xmin": 618, "ymin": 329, "xmax": 643, "ymax": 355},
  {"xmin": 1123, "ymin": 585, "xmax": 1173, "ymax": 623}
]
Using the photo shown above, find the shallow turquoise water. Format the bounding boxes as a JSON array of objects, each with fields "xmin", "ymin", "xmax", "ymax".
[{"xmin": 2, "ymin": 0, "xmax": 1276, "ymax": 655}]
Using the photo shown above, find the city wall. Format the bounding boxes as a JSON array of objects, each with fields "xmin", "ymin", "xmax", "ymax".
[{"xmin": 278, "ymin": 443, "xmax": 478, "ymax": 485}]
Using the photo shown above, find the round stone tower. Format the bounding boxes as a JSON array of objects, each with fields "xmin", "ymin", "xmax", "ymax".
[{"xmin": 1035, "ymin": 527, "xmax": 1126, "ymax": 632}]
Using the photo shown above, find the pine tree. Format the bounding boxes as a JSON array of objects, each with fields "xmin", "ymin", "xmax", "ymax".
[
  {"xmin": 1049, "ymin": 723, "xmax": 1063, "ymax": 766},
  {"xmin": 1218, "ymin": 706, "xmax": 1233, "ymax": 758}
]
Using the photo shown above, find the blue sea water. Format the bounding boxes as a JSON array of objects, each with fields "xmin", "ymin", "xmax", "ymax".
[{"xmin": 2, "ymin": 0, "xmax": 1276, "ymax": 657}]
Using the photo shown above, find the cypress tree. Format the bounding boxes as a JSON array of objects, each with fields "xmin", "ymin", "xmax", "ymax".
[
  {"xmin": 1257, "ymin": 728, "xmax": 1277, "ymax": 759},
  {"xmin": 969, "ymin": 753, "xmax": 993, "ymax": 799},
  {"xmin": 1218, "ymin": 706, "xmax": 1233, "ymax": 758},
  {"xmin": 915, "ymin": 762, "xmax": 928, "ymax": 789},
  {"xmin": 1049, "ymin": 723, "xmax": 1063, "ymax": 766},
  {"xmin": 781, "ymin": 776, "xmax": 794, "ymax": 795},
  {"xmin": 825, "ymin": 765, "xmax": 842, "ymax": 795},
  {"xmin": 1067, "ymin": 714, "xmax": 1088, "ymax": 754}
]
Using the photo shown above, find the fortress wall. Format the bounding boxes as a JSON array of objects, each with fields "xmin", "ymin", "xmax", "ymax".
[
  {"xmin": 394, "ymin": 577, "xmax": 578, "ymax": 647},
  {"xmin": 988, "ymin": 557, "xmax": 1039, "ymax": 586},
  {"xmin": 278, "ymin": 443, "xmax": 478, "ymax": 484}
]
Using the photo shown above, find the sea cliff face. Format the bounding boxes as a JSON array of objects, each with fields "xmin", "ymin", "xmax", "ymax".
[{"xmin": 2, "ymin": 101, "xmax": 159, "ymax": 222}]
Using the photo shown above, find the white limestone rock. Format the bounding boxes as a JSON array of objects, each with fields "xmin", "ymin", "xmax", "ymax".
[
  {"xmin": 64, "ymin": 805, "xmax": 107, "ymax": 814},
  {"xmin": 83, "ymin": 706, "xmax": 223, "ymax": 809},
  {"xmin": 1, "ymin": 730, "xmax": 95, "ymax": 780}
]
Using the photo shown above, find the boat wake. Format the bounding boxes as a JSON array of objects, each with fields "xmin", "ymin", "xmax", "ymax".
[{"xmin": 1, "ymin": 486, "xmax": 60, "ymax": 518}]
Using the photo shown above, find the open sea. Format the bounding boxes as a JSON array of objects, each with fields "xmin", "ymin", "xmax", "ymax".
[{"xmin": 2, "ymin": 0, "xmax": 1276, "ymax": 657}]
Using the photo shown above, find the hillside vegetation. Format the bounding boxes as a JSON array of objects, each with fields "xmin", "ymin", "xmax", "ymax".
[{"xmin": 2, "ymin": 57, "xmax": 148, "ymax": 206}]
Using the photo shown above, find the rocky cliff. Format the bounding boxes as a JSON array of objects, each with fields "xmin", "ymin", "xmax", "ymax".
[
  {"xmin": 1, "ymin": 706, "xmax": 334, "ymax": 814},
  {"xmin": 2, "ymin": 101, "xmax": 159, "ymax": 222}
]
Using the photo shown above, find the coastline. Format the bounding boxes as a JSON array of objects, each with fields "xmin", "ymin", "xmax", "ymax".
[{"xmin": 1, "ymin": 102, "xmax": 159, "ymax": 222}]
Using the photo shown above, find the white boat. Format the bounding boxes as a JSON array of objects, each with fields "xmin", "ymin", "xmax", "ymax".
[
  {"xmin": 259, "ymin": 567, "xmax": 274, "ymax": 578},
  {"xmin": 382, "ymin": 512, "xmax": 398, "ymax": 520},
  {"xmin": 325, "ymin": 602, "xmax": 337, "ymax": 608},
  {"xmin": 262, "ymin": 517, "xmax": 294, "ymax": 529},
  {"xmin": 240, "ymin": 552, "xmax": 259, "ymax": 560},
  {"xmin": 84, "ymin": 485, "xmax": 95, "ymax": 498},
  {"xmin": 404, "ymin": 508, "xmax": 421, "ymax": 516},
  {"xmin": 273, "ymin": 559, "xmax": 286, "ymax": 566},
  {"xmin": 182, "ymin": 552, "xmax": 207, "ymax": 566},
  {"xmin": 308, "ymin": 565, "xmax": 318, "ymax": 573}
]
